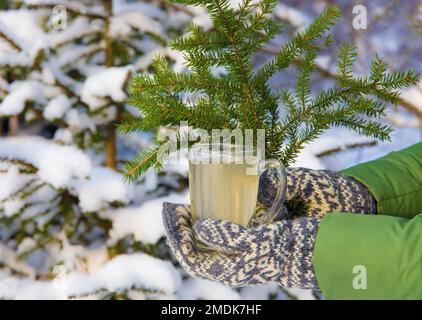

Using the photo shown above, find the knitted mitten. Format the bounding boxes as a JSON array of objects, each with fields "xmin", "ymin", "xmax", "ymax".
[
  {"xmin": 163, "ymin": 202, "xmax": 320, "ymax": 289},
  {"xmin": 259, "ymin": 167, "xmax": 377, "ymax": 219}
]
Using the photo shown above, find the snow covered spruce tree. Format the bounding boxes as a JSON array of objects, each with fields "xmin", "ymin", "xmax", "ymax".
[
  {"xmin": 0, "ymin": 0, "xmax": 196, "ymax": 167},
  {"xmin": 0, "ymin": 0, "xmax": 215, "ymax": 299},
  {"xmin": 124, "ymin": 0, "xmax": 418, "ymax": 180}
]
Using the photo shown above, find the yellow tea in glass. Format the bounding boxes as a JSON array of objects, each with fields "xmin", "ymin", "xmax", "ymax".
[{"xmin": 188, "ymin": 143, "xmax": 286, "ymax": 227}]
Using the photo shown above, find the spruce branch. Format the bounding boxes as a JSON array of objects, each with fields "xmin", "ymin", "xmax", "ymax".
[
  {"xmin": 123, "ymin": 1, "xmax": 419, "ymax": 180},
  {"xmin": 124, "ymin": 133, "xmax": 193, "ymax": 182}
]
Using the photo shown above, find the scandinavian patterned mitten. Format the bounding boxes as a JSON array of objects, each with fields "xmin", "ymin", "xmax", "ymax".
[
  {"xmin": 163, "ymin": 202, "xmax": 320, "ymax": 289},
  {"xmin": 259, "ymin": 167, "xmax": 377, "ymax": 219}
]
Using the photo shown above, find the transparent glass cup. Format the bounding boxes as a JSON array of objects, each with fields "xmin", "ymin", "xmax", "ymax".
[{"xmin": 188, "ymin": 143, "xmax": 287, "ymax": 229}]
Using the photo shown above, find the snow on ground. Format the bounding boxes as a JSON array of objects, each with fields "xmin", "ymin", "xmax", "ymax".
[
  {"xmin": 177, "ymin": 278, "xmax": 241, "ymax": 300},
  {"xmin": 0, "ymin": 253, "xmax": 181, "ymax": 299},
  {"xmin": 239, "ymin": 283, "xmax": 288, "ymax": 300}
]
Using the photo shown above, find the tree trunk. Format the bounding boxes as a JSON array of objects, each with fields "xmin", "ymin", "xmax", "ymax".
[
  {"xmin": 8, "ymin": 117, "xmax": 19, "ymax": 136},
  {"xmin": 103, "ymin": 0, "xmax": 117, "ymax": 169}
]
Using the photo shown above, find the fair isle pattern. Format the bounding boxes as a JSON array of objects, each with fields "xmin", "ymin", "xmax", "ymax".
[
  {"xmin": 163, "ymin": 202, "xmax": 320, "ymax": 289},
  {"xmin": 259, "ymin": 167, "xmax": 377, "ymax": 219},
  {"xmin": 253, "ymin": 201, "xmax": 289, "ymax": 226}
]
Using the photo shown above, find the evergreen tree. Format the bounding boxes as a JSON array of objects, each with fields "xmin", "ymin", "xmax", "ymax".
[
  {"xmin": 0, "ymin": 0, "xmax": 192, "ymax": 168},
  {"xmin": 0, "ymin": 0, "xmax": 197, "ymax": 291},
  {"xmin": 124, "ymin": 0, "xmax": 418, "ymax": 181}
]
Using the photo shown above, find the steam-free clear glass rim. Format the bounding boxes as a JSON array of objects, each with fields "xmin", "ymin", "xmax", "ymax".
[{"xmin": 189, "ymin": 143, "xmax": 261, "ymax": 160}]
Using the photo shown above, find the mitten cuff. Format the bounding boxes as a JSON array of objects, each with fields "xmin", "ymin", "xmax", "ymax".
[{"xmin": 280, "ymin": 217, "xmax": 320, "ymax": 289}]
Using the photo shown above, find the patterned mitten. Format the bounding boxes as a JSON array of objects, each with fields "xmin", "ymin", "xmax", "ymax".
[
  {"xmin": 259, "ymin": 167, "xmax": 377, "ymax": 219},
  {"xmin": 163, "ymin": 202, "xmax": 320, "ymax": 289}
]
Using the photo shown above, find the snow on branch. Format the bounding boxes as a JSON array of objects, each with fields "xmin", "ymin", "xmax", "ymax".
[
  {"xmin": 71, "ymin": 167, "xmax": 131, "ymax": 212},
  {"xmin": 0, "ymin": 81, "xmax": 46, "ymax": 116},
  {"xmin": 0, "ymin": 21, "xmax": 25, "ymax": 52},
  {"xmin": 48, "ymin": 17, "xmax": 102, "ymax": 48},
  {"xmin": 54, "ymin": 44, "xmax": 102, "ymax": 68},
  {"xmin": 43, "ymin": 61, "xmax": 83, "ymax": 98},
  {"xmin": 43, "ymin": 94, "xmax": 72, "ymax": 121},
  {"xmin": 135, "ymin": 48, "xmax": 185, "ymax": 73},
  {"xmin": 0, "ymin": 253, "xmax": 181, "ymax": 299},
  {"xmin": 81, "ymin": 66, "xmax": 132, "ymax": 110},
  {"xmin": 20, "ymin": 0, "xmax": 105, "ymax": 19},
  {"xmin": 113, "ymin": 1, "xmax": 166, "ymax": 19},
  {"xmin": 0, "ymin": 137, "xmax": 131, "ymax": 211},
  {"xmin": 106, "ymin": 192, "xmax": 189, "ymax": 246},
  {"xmin": 0, "ymin": 136, "xmax": 91, "ymax": 188},
  {"xmin": 400, "ymin": 82, "xmax": 422, "ymax": 115},
  {"xmin": 273, "ymin": 3, "xmax": 311, "ymax": 31},
  {"xmin": 315, "ymin": 140, "xmax": 377, "ymax": 158},
  {"xmin": 111, "ymin": 12, "xmax": 166, "ymax": 40},
  {"xmin": 0, "ymin": 21, "xmax": 45, "ymax": 68},
  {"xmin": 0, "ymin": 244, "xmax": 36, "ymax": 278}
]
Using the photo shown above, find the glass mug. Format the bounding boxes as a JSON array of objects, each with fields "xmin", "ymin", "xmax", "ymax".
[{"xmin": 188, "ymin": 143, "xmax": 287, "ymax": 228}]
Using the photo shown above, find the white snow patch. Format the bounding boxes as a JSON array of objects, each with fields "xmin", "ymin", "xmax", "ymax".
[
  {"xmin": 284, "ymin": 288, "xmax": 316, "ymax": 300},
  {"xmin": 0, "ymin": 244, "xmax": 36, "ymax": 278},
  {"xmin": 3, "ymin": 199, "xmax": 24, "ymax": 217},
  {"xmin": 111, "ymin": 12, "xmax": 165, "ymax": 39},
  {"xmin": 81, "ymin": 66, "xmax": 132, "ymax": 110},
  {"xmin": 0, "ymin": 166, "xmax": 30, "ymax": 202},
  {"xmin": 0, "ymin": 81, "xmax": 45, "ymax": 116},
  {"xmin": 71, "ymin": 167, "xmax": 131, "ymax": 212},
  {"xmin": 0, "ymin": 137, "xmax": 91, "ymax": 189},
  {"xmin": 64, "ymin": 109, "xmax": 96, "ymax": 133},
  {"xmin": 192, "ymin": 14, "xmax": 213, "ymax": 31},
  {"xmin": 177, "ymin": 278, "xmax": 240, "ymax": 300},
  {"xmin": 240, "ymin": 283, "xmax": 286, "ymax": 300},
  {"xmin": 0, "ymin": 253, "xmax": 181, "ymax": 299},
  {"xmin": 293, "ymin": 132, "xmax": 376, "ymax": 169},
  {"xmin": 53, "ymin": 128, "xmax": 74, "ymax": 144},
  {"xmin": 401, "ymin": 85, "xmax": 422, "ymax": 112},
  {"xmin": 0, "ymin": 10, "xmax": 46, "ymax": 47},
  {"xmin": 274, "ymin": 3, "xmax": 310, "ymax": 30},
  {"xmin": 43, "ymin": 95, "xmax": 72, "ymax": 120},
  {"xmin": 107, "ymin": 191, "xmax": 189, "ymax": 244}
]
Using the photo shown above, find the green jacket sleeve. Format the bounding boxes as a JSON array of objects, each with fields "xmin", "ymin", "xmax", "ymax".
[
  {"xmin": 339, "ymin": 142, "xmax": 422, "ymax": 219},
  {"xmin": 313, "ymin": 213, "xmax": 422, "ymax": 299}
]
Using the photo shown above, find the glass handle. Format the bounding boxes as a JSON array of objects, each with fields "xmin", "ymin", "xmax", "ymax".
[{"xmin": 253, "ymin": 159, "xmax": 287, "ymax": 225}]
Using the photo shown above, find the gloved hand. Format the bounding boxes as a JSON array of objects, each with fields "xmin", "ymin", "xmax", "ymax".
[
  {"xmin": 259, "ymin": 167, "xmax": 377, "ymax": 219},
  {"xmin": 163, "ymin": 202, "xmax": 320, "ymax": 289}
]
